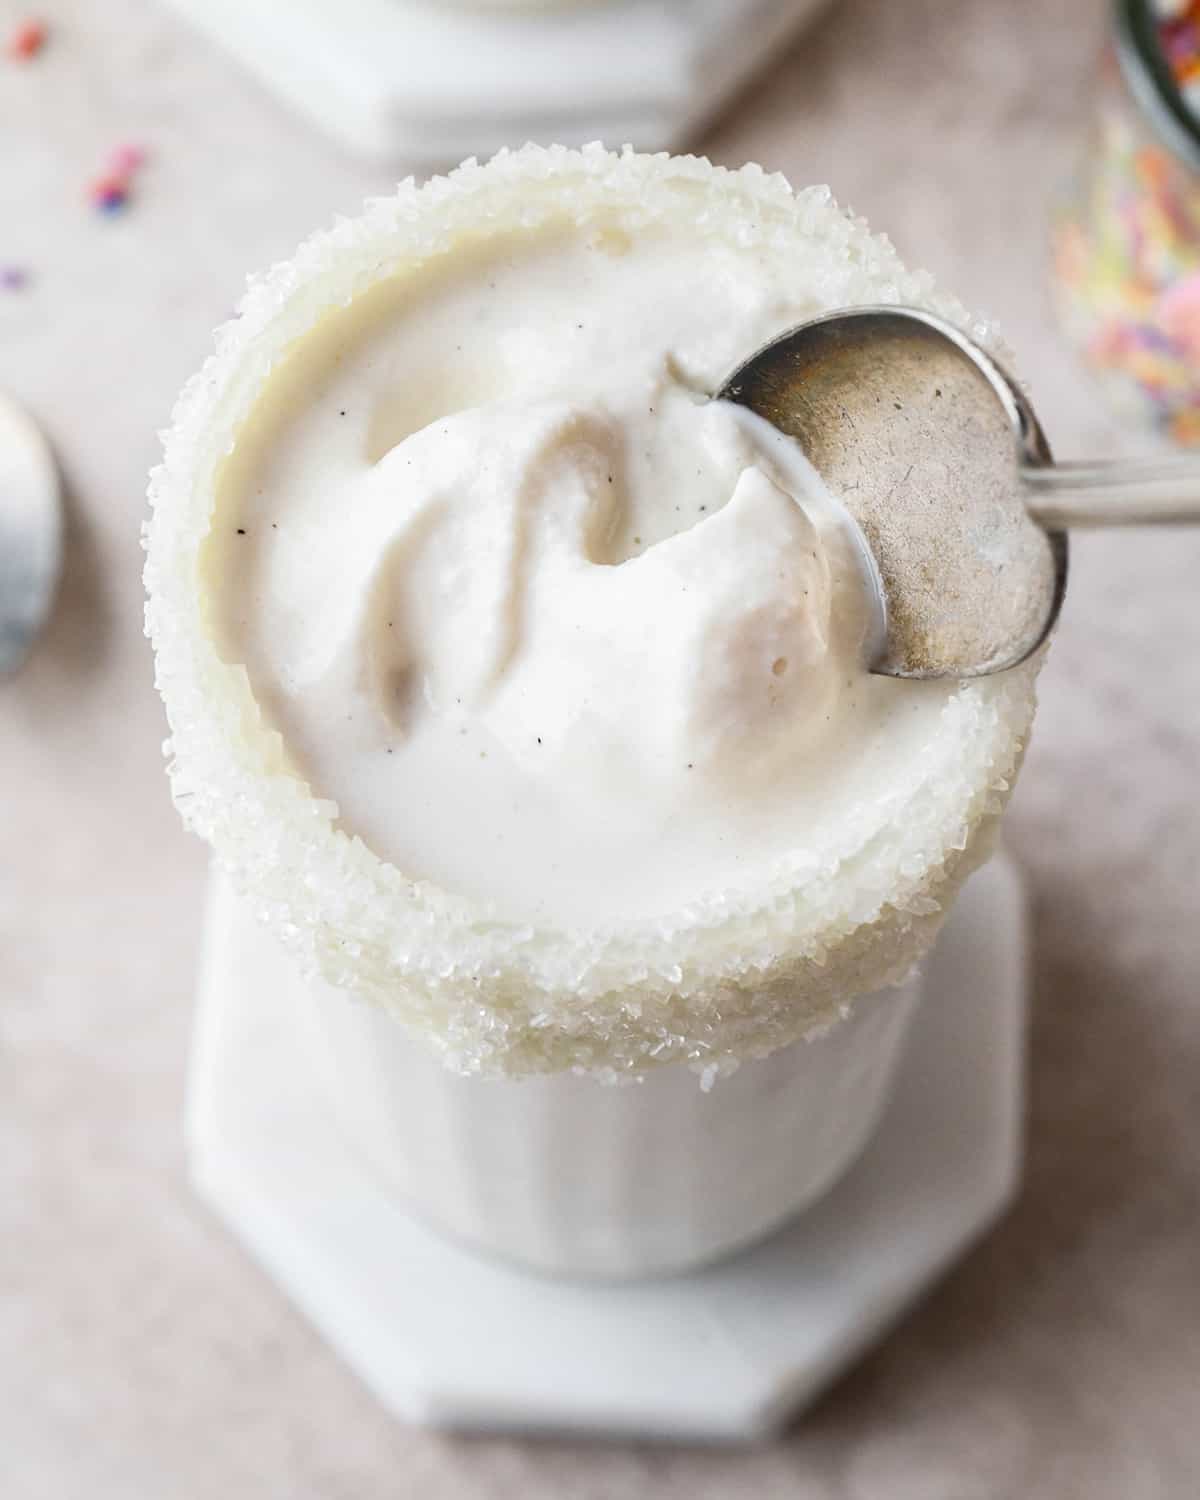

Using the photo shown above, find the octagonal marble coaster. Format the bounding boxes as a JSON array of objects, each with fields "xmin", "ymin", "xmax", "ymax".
[
  {"xmin": 188, "ymin": 853, "xmax": 1027, "ymax": 1440},
  {"xmin": 162, "ymin": 0, "xmax": 833, "ymax": 165}
]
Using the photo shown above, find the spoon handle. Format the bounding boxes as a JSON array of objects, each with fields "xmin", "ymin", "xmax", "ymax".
[{"xmin": 1022, "ymin": 459, "xmax": 1200, "ymax": 529}]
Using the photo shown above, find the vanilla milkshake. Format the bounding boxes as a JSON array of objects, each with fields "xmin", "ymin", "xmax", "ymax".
[
  {"xmin": 147, "ymin": 147, "xmax": 1039, "ymax": 1271},
  {"xmin": 211, "ymin": 228, "xmax": 940, "ymax": 929}
]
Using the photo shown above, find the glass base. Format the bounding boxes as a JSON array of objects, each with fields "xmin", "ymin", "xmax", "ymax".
[{"xmin": 187, "ymin": 854, "xmax": 1027, "ymax": 1440}]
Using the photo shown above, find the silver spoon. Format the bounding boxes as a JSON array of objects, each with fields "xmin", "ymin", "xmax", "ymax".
[
  {"xmin": 0, "ymin": 392, "xmax": 62, "ymax": 676},
  {"xmin": 718, "ymin": 306, "xmax": 1200, "ymax": 679}
]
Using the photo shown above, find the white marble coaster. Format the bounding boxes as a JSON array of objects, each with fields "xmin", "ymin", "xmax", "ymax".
[
  {"xmin": 161, "ymin": 0, "xmax": 833, "ymax": 165},
  {"xmin": 189, "ymin": 853, "xmax": 1026, "ymax": 1440}
]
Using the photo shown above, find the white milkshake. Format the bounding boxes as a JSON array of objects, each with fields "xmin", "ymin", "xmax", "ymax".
[
  {"xmin": 147, "ymin": 146, "xmax": 1039, "ymax": 1272},
  {"xmin": 211, "ymin": 226, "xmax": 945, "ymax": 928}
]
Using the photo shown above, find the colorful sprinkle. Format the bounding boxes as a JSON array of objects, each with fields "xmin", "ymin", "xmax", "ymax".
[
  {"xmin": 110, "ymin": 143, "xmax": 147, "ymax": 175},
  {"xmin": 88, "ymin": 144, "xmax": 148, "ymax": 216},
  {"xmin": 89, "ymin": 175, "xmax": 129, "ymax": 214},
  {"xmin": 1049, "ymin": 14, "xmax": 1200, "ymax": 445},
  {"xmin": 1157, "ymin": 2, "xmax": 1200, "ymax": 95},
  {"xmin": 1, "ymin": 266, "xmax": 29, "ymax": 290},
  {"xmin": 7, "ymin": 17, "xmax": 46, "ymax": 60}
]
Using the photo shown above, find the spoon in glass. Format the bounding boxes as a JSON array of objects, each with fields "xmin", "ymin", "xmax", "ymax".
[{"xmin": 718, "ymin": 305, "xmax": 1200, "ymax": 678}]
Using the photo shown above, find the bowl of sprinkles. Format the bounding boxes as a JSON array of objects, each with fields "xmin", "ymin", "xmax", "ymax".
[{"xmin": 1054, "ymin": 0, "xmax": 1200, "ymax": 443}]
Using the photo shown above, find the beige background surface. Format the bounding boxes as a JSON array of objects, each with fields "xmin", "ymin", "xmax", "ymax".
[{"xmin": 4, "ymin": 0, "xmax": 1200, "ymax": 1495}]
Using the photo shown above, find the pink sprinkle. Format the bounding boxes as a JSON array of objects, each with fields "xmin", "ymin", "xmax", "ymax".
[
  {"xmin": 1164, "ymin": 22, "xmax": 1200, "ymax": 64},
  {"xmin": 7, "ymin": 18, "xmax": 46, "ymax": 61},
  {"xmin": 110, "ymin": 144, "xmax": 147, "ymax": 175}
]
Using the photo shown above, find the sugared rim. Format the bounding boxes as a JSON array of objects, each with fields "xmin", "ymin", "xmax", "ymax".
[{"xmin": 145, "ymin": 144, "xmax": 1038, "ymax": 1079}]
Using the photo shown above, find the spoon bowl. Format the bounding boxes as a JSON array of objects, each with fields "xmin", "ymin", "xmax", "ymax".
[{"xmin": 718, "ymin": 307, "xmax": 1069, "ymax": 679}]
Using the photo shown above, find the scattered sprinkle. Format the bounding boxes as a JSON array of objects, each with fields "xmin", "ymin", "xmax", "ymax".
[
  {"xmin": 236, "ymin": 528, "xmax": 246, "ymax": 535},
  {"xmin": 1053, "ymin": 0, "xmax": 1200, "ymax": 442},
  {"xmin": 7, "ymin": 18, "xmax": 47, "ymax": 62},
  {"xmin": 110, "ymin": 143, "xmax": 147, "ymax": 174},
  {"xmin": 89, "ymin": 175, "xmax": 129, "ymax": 215},
  {"xmin": 1, "ymin": 266, "xmax": 29, "ymax": 291},
  {"xmin": 88, "ymin": 143, "xmax": 148, "ymax": 217}
]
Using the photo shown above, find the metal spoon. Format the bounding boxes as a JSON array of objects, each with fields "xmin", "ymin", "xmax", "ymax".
[
  {"xmin": 718, "ymin": 306, "xmax": 1200, "ymax": 679},
  {"xmin": 0, "ymin": 393, "xmax": 62, "ymax": 676}
]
